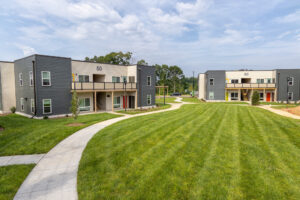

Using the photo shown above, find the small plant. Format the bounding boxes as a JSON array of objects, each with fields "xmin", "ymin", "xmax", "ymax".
[
  {"xmin": 251, "ymin": 91, "xmax": 260, "ymax": 105},
  {"xmin": 43, "ymin": 116, "xmax": 48, "ymax": 120},
  {"xmin": 10, "ymin": 106, "xmax": 16, "ymax": 113},
  {"xmin": 70, "ymin": 91, "xmax": 79, "ymax": 119},
  {"xmin": 65, "ymin": 114, "xmax": 69, "ymax": 117}
]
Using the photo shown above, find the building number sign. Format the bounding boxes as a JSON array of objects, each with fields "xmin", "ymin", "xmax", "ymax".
[{"xmin": 96, "ymin": 66, "xmax": 102, "ymax": 71}]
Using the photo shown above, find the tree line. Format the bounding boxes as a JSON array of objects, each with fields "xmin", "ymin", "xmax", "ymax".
[{"xmin": 85, "ymin": 51, "xmax": 197, "ymax": 94}]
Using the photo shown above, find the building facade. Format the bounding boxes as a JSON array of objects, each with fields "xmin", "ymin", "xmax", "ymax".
[
  {"xmin": 198, "ymin": 69, "xmax": 300, "ymax": 103},
  {"xmin": 0, "ymin": 54, "xmax": 156, "ymax": 117}
]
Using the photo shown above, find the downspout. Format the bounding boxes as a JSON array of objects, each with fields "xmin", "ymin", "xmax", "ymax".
[{"xmin": 32, "ymin": 60, "xmax": 37, "ymax": 118}]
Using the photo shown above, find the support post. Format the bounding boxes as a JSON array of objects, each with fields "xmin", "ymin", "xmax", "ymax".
[
  {"xmin": 94, "ymin": 91, "xmax": 97, "ymax": 112},
  {"xmin": 112, "ymin": 91, "xmax": 114, "ymax": 112},
  {"xmin": 263, "ymin": 88, "xmax": 266, "ymax": 102},
  {"xmin": 135, "ymin": 90, "xmax": 138, "ymax": 109}
]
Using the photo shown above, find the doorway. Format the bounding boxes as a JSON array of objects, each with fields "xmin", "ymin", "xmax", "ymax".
[
  {"xmin": 266, "ymin": 93, "xmax": 271, "ymax": 102},
  {"xmin": 129, "ymin": 96, "xmax": 135, "ymax": 108}
]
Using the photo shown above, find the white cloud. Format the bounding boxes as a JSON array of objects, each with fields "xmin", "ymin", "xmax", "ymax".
[
  {"xmin": 276, "ymin": 10, "xmax": 300, "ymax": 23},
  {"xmin": 176, "ymin": 0, "xmax": 211, "ymax": 21},
  {"xmin": 15, "ymin": 44, "xmax": 36, "ymax": 56}
]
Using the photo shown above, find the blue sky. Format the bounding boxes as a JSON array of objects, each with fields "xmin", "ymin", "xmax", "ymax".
[{"xmin": 1, "ymin": 0, "xmax": 300, "ymax": 76}]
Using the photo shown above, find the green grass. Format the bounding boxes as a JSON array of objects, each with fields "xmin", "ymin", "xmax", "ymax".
[
  {"xmin": 117, "ymin": 103, "xmax": 171, "ymax": 115},
  {"xmin": 210, "ymin": 101, "xmax": 249, "ymax": 104},
  {"xmin": 155, "ymin": 97, "xmax": 179, "ymax": 103},
  {"xmin": 78, "ymin": 104, "xmax": 300, "ymax": 199},
  {"xmin": 181, "ymin": 97, "xmax": 202, "ymax": 103},
  {"xmin": 0, "ymin": 165, "xmax": 34, "ymax": 200},
  {"xmin": 0, "ymin": 113, "xmax": 120, "ymax": 156}
]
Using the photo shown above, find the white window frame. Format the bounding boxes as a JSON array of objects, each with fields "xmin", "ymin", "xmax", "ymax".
[
  {"xmin": 79, "ymin": 98, "xmax": 91, "ymax": 111},
  {"xmin": 41, "ymin": 71, "xmax": 51, "ymax": 86},
  {"xmin": 147, "ymin": 76, "xmax": 151, "ymax": 86},
  {"xmin": 31, "ymin": 99, "xmax": 35, "ymax": 113},
  {"xmin": 19, "ymin": 73, "xmax": 23, "ymax": 86},
  {"xmin": 209, "ymin": 91, "xmax": 214, "ymax": 100},
  {"xmin": 259, "ymin": 92, "xmax": 264, "ymax": 101},
  {"xmin": 288, "ymin": 77, "xmax": 294, "ymax": 86},
  {"xmin": 231, "ymin": 79, "xmax": 238, "ymax": 84},
  {"xmin": 29, "ymin": 71, "xmax": 33, "ymax": 86},
  {"xmin": 78, "ymin": 75, "xmax": 89, "ymax": 82},
  {"xmin": 129, "ymin": 76, "xmax": 135, "ymax": 83},
  {"xmin": 231, "ymin": 92, "xmax": 239, "ymax": 100},
  {"xmin": 112, "ymin": 76, "xmax": 120, "ymax": 83},
  {"xmin": 43, "ymin": 99, "xmax": 52, "ymax": 114},
  {"xmin": 20, "ymin": 98, "xmax": 24, "ymax": 111},
  {"xmin": 209, "ymin": 78, "xmax": 214, "ymax": 86},
  {"xmin": 288, "ymin": 92, "xmax": 293, "ymax": 101},
  {"xmin": 147, "ymin": 94, "xmax": 151, "ymax": 105},
  {"xmin": 113, "ymin": 96, "xmax": 121, "ymax": 108}
]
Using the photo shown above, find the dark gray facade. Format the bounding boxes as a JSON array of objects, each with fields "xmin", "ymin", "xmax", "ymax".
[
  {"xmin": 206, "ymin": 70, "xmax": 225, "ymax": 100},
  {"xmin": 276, "ymin": 69, "xmax": 300, "ymax": 102},
  {"xmin": 0, "ymin": 69, "xmax": 2, "ymax": 111},
  {"xmin": 137, "ymin": 65, "xmax": 156, "ymax": 107}
]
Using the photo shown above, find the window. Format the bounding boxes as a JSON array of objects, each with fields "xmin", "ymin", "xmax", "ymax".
[
  {"xmin": 209, "ymin": 78, "xmax": 214, "ymax": 86},
  {"xmin": 129, "ymin": 76, "xmax": 135, "ymax": 83},
  {"xmin": 31, "ymin": 99, "xmax": 35, "ymax": 113},
  {"xmin": 19, "ymin": 73, "xmax": 23, "ymax": 86},
  {"xmin": 209, "ymin": 92, "xmax": 214, "ymax": 100},
  {"xmin": 147, "ymin": 94, "xmax": 151, "ymax": 105},
  {"xmin": 42, "ymin": 71, "xmax": 51, "ymax": 86},
  {"xmin": 231, "ymin": 79, "xmax": 238, "ymax": 83},
  {"xmin": 122, "ymin": 76, "xmax": 127, "ymax": 82},
  {"xmin": 20, "ymin": 98, "xmax": 24, "ymax": 111},
  {"xmin": 112, "ymin": 76, "xmax": 120, "ymax": 83},
  {"xmin": 79, "ymin": 98, "xmax": 90, "ymax": 111},
  {"xmin": 259, "ymin": 93, "xmax": 264, "ymax": 101},
  {"xmin": 288, "ymin": 92, "xmax": 293, "ymax": 100},
  {"xmin": 114, "ymin": 96, "xmax": 121, "ymax": 108},
  {"xmin": 256, "ymin": 79, "xmax": 264, "ymax": 84},
  {"xmin": 43, "ymin": 99, "xmax": 52, "ymax": 114},
  {"xmin": 267, "ymin": 78, "xmax": 272, "ymax": 84},
  {"xmin": 288, "ymin": 77, "xmax": 294, "ymax": 86},
  {"xmin": 147, "ymin": 76, "xmax": 151, "ymax": 86},
  {"xmin": 231, "ymin": 92, "xmax": 238, "ymax": 100},
  {"xmin": 29, "ymin": 71, "xmax": 34, "ymax": 86},
  {"xmin": 78, "ymin": 75, "xmax": 89, "ymax": 82}
]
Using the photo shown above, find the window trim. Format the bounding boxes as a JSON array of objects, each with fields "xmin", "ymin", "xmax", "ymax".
[
  {"xmin": 29, "ymin": 71, "xmax": 33, "ymax": 86},
  {"xmin": 230, "ymin": 92, "xmax": 239, "ymax": 100},
  {"xmin": 31, "ymin": 99, "xmax": 35, "ymax": 114},
  {"xmin": 113, "ymin": 96, "xmax": 121, "ymax": 108},
  {"xmin": 288, "ymin": 77, "xmax": 294, "ymax": 86},
  {"xmin": 19, "ymin": 73, "xmax": 23, "ymax": 86},
  {"xmin": 20, "ymin": 98, "xmax": 24, "ymax": 111},
  {"xmin": 209, "ymin": 78, "xmax": 214, "ymax": 86},
  {"xmin": 147, "ymin": 94, "xmax": 151, "ymax": 105},
  {"xmin": 259, "ymin": 92, "xmax": 264, "ymax": 101},
  {"xmin": 231, "ymin": 79, "xmax": 238, "ymax": 84},
  {"xmin": 147, "ymin": 76, "xmax": 151, "ymax": 86},
  {"xmin": 209, "ymin": 91, "xmax": 214, "ymax": 100},
  {"xmin": 79, "ymin": 98, "xmax": 91, "ymax": 111},
  {"xmin": 78, "ymin": 75, "xmax": 89, "ymax": 82},
  {"xmin": 129, "ymin": 76, "xmax": 135, "ymax": 83},
  {"xmin": 288, "ymin": 92, "xmax": 293, "ymax": 101},
  {"xmin": 43, "ymin": 99, "xmax": 52, "ymax": 114},
  {"xmin": 41, "ymin": 71, "xmax": 51, "ymax": 86},
  {"xmin": 112, "ymin": 76, "xmax": 121, "ymax": 83}
]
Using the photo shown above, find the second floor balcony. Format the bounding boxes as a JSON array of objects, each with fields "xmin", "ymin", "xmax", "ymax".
[
  {"xmin": 72, "ymin": 82, "xmax": 137, "ymax": 91},
  {"xmin": 226, "ymin": 83, "xmax": 276, "ymax": 89}
]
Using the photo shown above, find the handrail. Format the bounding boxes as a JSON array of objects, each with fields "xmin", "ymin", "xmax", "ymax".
[
  {"xmin": 72, "ymin": 81, "xmax": 137, "ymax": 90},
  {"xmin": 226, "ymin": 83, "xmax": 276, "ymax": 88}
]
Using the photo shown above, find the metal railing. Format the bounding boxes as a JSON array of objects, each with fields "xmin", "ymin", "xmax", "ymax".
[
  {"xmin": 72, "ymin": 82, "xmax": 137, "ymax": 90},
  {"xmin": 226, "ymin": 83, "xmax": 276, "ymax": 88}
]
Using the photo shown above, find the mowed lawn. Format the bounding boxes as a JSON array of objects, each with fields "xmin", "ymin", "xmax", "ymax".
[
  {"xmin": 78, "ymin": 104, "xmax": 300, "ymax": 199},
  {"xmin": 0, "ymin": 113, "xmax": 119, "ymax": 156}
]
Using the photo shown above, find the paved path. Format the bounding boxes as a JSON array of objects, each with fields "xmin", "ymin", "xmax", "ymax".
[
  {"xmin": 0, "ymin": 154, "xmax": 45, "ymax": 167},
  {"xmin": 14, "ymin": 100, "xmax": 185, "ymax": 200},
  {"xmin": 259, "ymin": 105, "xmax": 300, "ymax": 120}
]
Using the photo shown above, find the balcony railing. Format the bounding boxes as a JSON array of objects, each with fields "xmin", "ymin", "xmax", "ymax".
[
  {"xmin": 226, "ymin": 83, "xmax": 276, "ymax": 88},
  {"xmin": 72, "ymin": 82, "xmax": 137, "ymax": 90}
]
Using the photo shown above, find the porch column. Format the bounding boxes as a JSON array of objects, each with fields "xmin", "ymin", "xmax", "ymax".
[
  {"xmin": 94, "ymin": 91, "xmax": 97, "ymax": 112},
  {"xmin": 111, "ymin": 91, "xmax": 114, "ymax": 111},
  {"xmin": 135, "ymin": 90, "xmax": 138, "ymax": 109},
  {"xmin": 263, "ymin": 88, "xmax": 266, "ymax": 101}
]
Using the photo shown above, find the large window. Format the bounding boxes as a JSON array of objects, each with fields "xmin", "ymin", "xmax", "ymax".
[
  {"xmin": 20, "ymin": 98, "xmax": 24, "ymax": 111},
  {"xmin": 147, "ymin": 76, "xmax": 151, "ymax": 86},
  {"xmin": 79, "ymin": 98, "xmax": 90, "ymax": 111},
  {"xmin": 288, "ymin": 92, "xmax": 293, "ymax": 100},
  {"xmin": 114, "ymin": 96, "xmax": 121, "ymax": 108},
  {"xmin": 209, "ymin": 91, "xmax": 214, "ymax": 100},
  {"xmin": 122, "ymin": 76, "xmax": 127, "ymax": 82},
  {"xmin": 231, "ymin": 92, "xmax": 238, "ymax": 100},
  {"xmin": 129, "ymin": 76, "xmax": 135, "ymax": 83},
  {"xmin": 259, "ymin": 93, "xmax": 264, "ymax": 101},
  {"xmin": 42, "ymin": 71, "xmax": 51, "ymax": 86},
  {"xmin": 267, "ymin": 78, "xmax": 272, "ymax": 84},
  {"xmin": 209, "ymin": 78, "xmax": 214, "ymax": 86},
  {"xmin": 31, "ymin": 99, "xmax": 35, "ymax": 113},
  {"xmin": 78, "ymin": 75, "xmax": 89, "ymax": 82},
  {"xmin": 147, "ymin": 94, "xmax": 151, "ymax": 105},
  {"xmin": 112, "ymin": 76, "xmax": 120, "ymax": 83},
  {"xmin": 288, "ymin": 77, "xmax": 294, "ymax": 86},
  {"xmin": 29, "ymin": 71, "xmax": 34, "ymax": 86},
  {"xmin": 43, "ymin": 99, "xmax": 52, "ymax": 114},
  {"xmin": 231, "ymin": 79, "xmax": 238, "ymax": 83},
  {"xmin": 19, "ymin": 73, "xmax": 23, "ymax": 86},
  {"xmin": 256, "ymin": 79, "xmax": 264, "ymax": 84}
]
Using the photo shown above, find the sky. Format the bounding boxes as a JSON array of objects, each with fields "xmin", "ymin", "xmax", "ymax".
[{"xmin": 0, "ymin": 0, "xmax": 300, "ymax": 76}]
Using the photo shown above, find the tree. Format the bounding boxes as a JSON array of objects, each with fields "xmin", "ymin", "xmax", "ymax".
[
  {"xmin": 168, "ymin": 65, "xmax": 184, "ymax": 93},
  {"xmin": 251, "ymin": 91, "xmax": 260, "ymax": 105},
  {"xmin": 137, "ymin": 59, "xmax": 148, "ymax": 65},
  {"xmin": 85, "ymin": 51, "xmax": 132, "ymax": 65},
  {"xmin": 71, "ymin": 91, "xmax": 79, "ymax": 119}
]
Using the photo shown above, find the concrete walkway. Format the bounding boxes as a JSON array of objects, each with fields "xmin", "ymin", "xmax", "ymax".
[
  {"xmin": 14, "ymin": 100, "xmax": 185, "ymax": 200},
  {"xmin": 259, "ymin": 105, "xmax": 300, "ymax": 120},
  {"xmin": 0, "ymin": 154, "xmax": 45, "ymax": 167}
]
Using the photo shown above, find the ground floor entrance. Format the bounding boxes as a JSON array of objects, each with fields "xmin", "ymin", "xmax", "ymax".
[{"xmin": 226, "ymin": 89, "xmax": 276, "ymax": 102}]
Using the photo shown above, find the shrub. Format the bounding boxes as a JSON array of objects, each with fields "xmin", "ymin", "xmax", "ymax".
[
  {"xmin": 251, "ymin": 91, "xmax": 260, "ymax": 105},
  {"xmin": 70, "ymin": 91, "xmax": 79, "ymax": 119},
  {"xmin": 43, "ymin": 116, "xmax": 48, "ymax": 120},
  {"xmin": 10, "ymin": 106, "xmax": 16, "ymax": 113}
]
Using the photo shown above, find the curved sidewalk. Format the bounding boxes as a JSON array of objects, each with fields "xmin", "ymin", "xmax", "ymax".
[
  {"xmin": 259, "ymin": 105, "xmax": 300, "ymax": 120},
  {"xmin": 14, "ymin": 101, "xmax": 184, "ymax": 200}
]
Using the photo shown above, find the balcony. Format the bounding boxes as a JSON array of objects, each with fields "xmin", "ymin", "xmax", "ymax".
[
  {"xmin": 72, "ymin": 82, "xmax": 137, "ymax": 91},
  {"xmin": 226, "ymin": 83, "xmax": 276, "ymax": 89}
]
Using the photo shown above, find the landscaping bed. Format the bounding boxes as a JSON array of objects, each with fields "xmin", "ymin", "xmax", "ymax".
[{"xmin": 117, "ymin": 103, "xmax": 171, "ymax": 115}]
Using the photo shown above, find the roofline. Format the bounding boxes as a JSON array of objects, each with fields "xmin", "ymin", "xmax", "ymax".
[
  {"xmin": 72, "ymin": 59, "xmax": 137, "ymax": 67},
  {"xmin": 14, "ymin": 54, "xmax": 71, "ymax": 62},
  {"xmin": 0, "ymin": 60, "xmax": 14, "ymax": 63}
]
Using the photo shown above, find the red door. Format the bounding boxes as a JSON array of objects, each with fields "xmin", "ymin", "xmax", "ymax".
[
  {"xmin": 123, "ymin": 96, "xmax": 127, "ymax": 108},
  {"xmin": 266, "ymin": 93, "xmax": 271, "ymax": 102}
]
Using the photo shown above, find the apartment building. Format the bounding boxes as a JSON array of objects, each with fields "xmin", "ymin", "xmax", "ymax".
[
  {"xmin": 0, "ymin": 54, "xmax": 156, "ymax": 117},
  {"xmin": 198, "ymin": 69, "xmax": 300, "ymax": 102}
]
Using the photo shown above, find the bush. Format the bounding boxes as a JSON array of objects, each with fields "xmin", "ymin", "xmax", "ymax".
[
  {"xmin": 70, "ymin": 91, "xmax": 79, "ymax": 119},
  {"xmin": 43, "ymin": 116, "xmax": 48, "ymax": 120},
  {"xmin": 10, "ymin": 107, "xmax": 16, "ymax": 113},
  {"xmin": 251, "ymin": 91, "xmax": 260, "ymax": 105}
]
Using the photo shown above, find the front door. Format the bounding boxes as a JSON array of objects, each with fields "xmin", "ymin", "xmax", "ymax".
[{"xmin": 266, "ymin": 93, "xmax": 271, "ymax": 102}]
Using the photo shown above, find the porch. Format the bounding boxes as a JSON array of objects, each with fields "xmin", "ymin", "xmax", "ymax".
[{"xmin": 226, "ymin": 88, "xmax": 277, "ymax": 102}]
